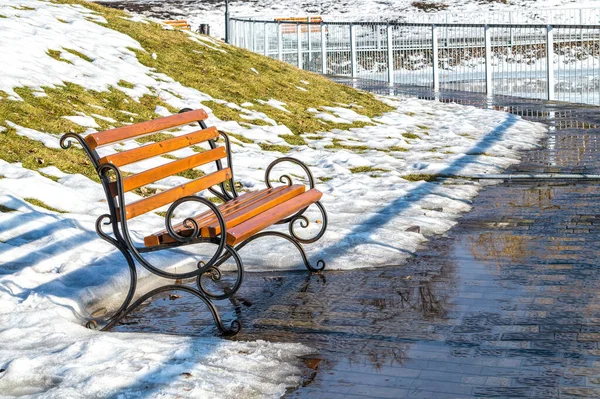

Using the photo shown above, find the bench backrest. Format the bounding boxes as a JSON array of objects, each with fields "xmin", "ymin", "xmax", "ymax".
[
  {"xmin": 87, "ymin": 109, "xmax": 231, "ymax": 220},
  {"xmin": 164, "ymin": 20, "xmax": 191, "ymax": 30},
  {"xmin": 275, "ymin": 16, "xmax": 323, "ymax": 34}
]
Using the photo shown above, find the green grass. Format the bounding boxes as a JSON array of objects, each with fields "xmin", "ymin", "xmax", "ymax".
[
  {"xmin": 53, "ymin": 0, "xmax": 394, "ymax": 138},
  {"xmin": 0, "ymin": 82, "xmax": 178, "ymax": 181},
  {"xmin": 226, "ymin": 132, "xmax": 254, "ymax": 144},
  {"xmin": 39, "ymin": 172, "xmax": 60, "ymax": 182},
  {"xmin": 136, "ymin": 132, "xmax": 174, "ymax": 144},
  {"xmin": 0, "ymin": 0, "xmax": 398, "ymax": 188},
  {"xmin": 0, "ymin": 204, "xmax": 16, "ymax": 213},
  {"xmin": 64, "ymin": 48, "xmax": 93, "ymax": 62},
  {"xmin": 386, "ymin": 146, "xmax": 409, "ymax": 152},
  {"xmin": 259, "ymin": 143, "xmax": 291, "ymax": 153},
  {"xmin": 117, "ymin": 80, "xmax": 135, "ymax": 89},
  {"xmin": 325, "ymin": 138, "xmax": 370, "ymax": 152},
  {"xmin": 47, "ymin": 49, "xmax": 72, "ymax": 64},
  {"xmin": 24, "ymin": 198, "xmax": 67, "ymax": 213},
  {"xmin": 402, "ymin": 174, "xmax": 438, "ymax": 182},
  {"xmin": 0, "ymin": 15, "xmax": 7, "ymax": 19},
  {"xmin": 349, "ymin": 166, "xmax": 389, "ymax": 174},
  {"xmin": 402, "ymin": 133, "xmax": 420, "ymax": 140},
  {"xmin": 318, "ymin": 176, "xmax": 333, "ymax": 182},
  {"xmin": 176, "ymin": 168, "xmax": 205, "ymax": 180},
  {"xmin": 280, "ymin": 135, "xmax": 307, "ymax": 146}
]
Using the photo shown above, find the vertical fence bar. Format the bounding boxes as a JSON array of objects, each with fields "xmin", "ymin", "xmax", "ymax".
[
  {"xmin": 484, "ymin": 24, "xmax": 492, "ymax": 95},
  {"xmin": 387, "ymin": 24, "xmax": 394, "ymax": 85},
  {"xmin": 263, "ymin": 22, "xmax": 269, "ymax": 56},
  {"xmin": 321, "ymin": 23, "xmax": 327, "ymax": 75},
  {"xmin": 251, "ymin": 21, "xmax": 256, "ymax": 52},
  {"xmin": 547, "ymin": 24, "xmax": 555, "ymax": 100},
  {"xmin": 297, "ymin": 23, "xmax": 302, "ymax": 69},
  {"xmin": 432, "ymin": 24, "xmax": 439, "ymax": 91},
  {"xmin": 350, "ymin": 23, "xmax": 357, "ymax": 78},
  {"xmin": 308, "ymin": 24, "xmax": 313, "ymax": 69},
  {"xmin": 278, "ymin": 23, "xmax": 283, "ymax": 61},
  {"xmin": 509, "ymin": 11, "xmax": 514, "ymax": 45}
]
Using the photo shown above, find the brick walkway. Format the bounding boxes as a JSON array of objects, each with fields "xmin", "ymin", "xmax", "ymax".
[{"xmin": 118, "ymin": 85, "xmax": 600, "ymax": 398}]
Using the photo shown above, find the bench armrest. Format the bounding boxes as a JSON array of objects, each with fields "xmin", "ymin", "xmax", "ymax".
[{"xmin": 265, "ymin": 156, "xmax": 316, "ymax": 190}]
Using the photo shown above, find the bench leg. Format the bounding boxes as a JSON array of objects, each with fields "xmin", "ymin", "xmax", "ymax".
[
  {"xmin": 91, "ymin": 215, "xmax": 241, "ymax": 336},
  {"xmin": 100, "ymin": 285, "xmax": 241, "ymax": 336},
  {"xmin": 215, "ymin": 231, "xmax": 326, "ymax": 272}
]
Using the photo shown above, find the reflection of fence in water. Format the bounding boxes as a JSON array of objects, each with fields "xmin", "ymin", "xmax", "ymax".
[{"xmin": 232, "ymin": 17, "xmax": 600, "ymax": 105}]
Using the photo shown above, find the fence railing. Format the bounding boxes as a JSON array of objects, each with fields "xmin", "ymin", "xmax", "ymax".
[{"xmin": 230, "ymin": 17, "xmax": 600, "ymax": 106}]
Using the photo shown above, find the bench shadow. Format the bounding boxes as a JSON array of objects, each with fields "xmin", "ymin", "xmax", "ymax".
[{"xmin": 313, "ymin": 113, "xmax": 519, "ymax": 261}]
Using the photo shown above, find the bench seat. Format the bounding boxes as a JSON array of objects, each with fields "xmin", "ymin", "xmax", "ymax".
[{"xmin": 144, "ymin": 185, "xmax": 322, "ymax": 247}]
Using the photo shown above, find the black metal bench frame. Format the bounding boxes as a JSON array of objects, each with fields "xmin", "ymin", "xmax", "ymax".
[{"xmin": 60, "ymin": 109, "xmax": 327, "ymax": 336}]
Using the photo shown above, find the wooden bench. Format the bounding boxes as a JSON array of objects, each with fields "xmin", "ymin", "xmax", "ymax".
[
  {"xmin": 276, "ymin": 16, "xmax": 323, "ymax": 34},
  {"xmin": 61, "ymin": 108, "xmax": 327, "ymax": 336},
  {"xmin": 164, "ymin": 19, "xmax": 191, "ymax": 30}
]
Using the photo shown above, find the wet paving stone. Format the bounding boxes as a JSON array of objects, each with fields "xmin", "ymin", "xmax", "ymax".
[{"xmin": 114, "ymin": 84, "xmax": 600, "ymax": 398}]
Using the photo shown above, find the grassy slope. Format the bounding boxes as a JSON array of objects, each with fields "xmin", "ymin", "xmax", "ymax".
[{"xmin": 0, "ymin": 0, "xmax": 394, "ymax": 181}]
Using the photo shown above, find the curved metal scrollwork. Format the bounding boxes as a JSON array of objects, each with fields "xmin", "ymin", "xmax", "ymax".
[
  {"xmin": 97, "ymin": 163, "xmax": 227, "ymax": 280},
  {"xmin": 197, "ymin": 245, "xmax": 244, "ymax": 300},
  {"xmin": 265, "ymin": 157, "xmax": 317, "ymax": 224},
  {"xmin": 265, "ymin": 157, "xmax": 316, "ymax": 190},
  {"xmin": 101, "ymin": 285, "xmax": 241, "ymax": 336},
  {"xmin": 165, "ymin": 196, "xmax": 227, "ymax": 273},
  {"xmin": 93, "ymin": 213, "xmax": 138, "ymax": 326},
  {"xmin": 60, "ymin": 133, "xmax": 100, "ymax": 170},
  {"xmin": 289, "ymin": 201, "xmax": 328, "ymax": 244}
]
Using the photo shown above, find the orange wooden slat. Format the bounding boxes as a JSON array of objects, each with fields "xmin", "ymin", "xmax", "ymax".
[
  {"xmin": 109, "ymin": 147, "xmax": 226, "ymax": 196},
  {"xmin": 143, "ymin": 185, "xmax": 308, "ymax": 247},
  {"xmin": 143, "ymin": 187, "xmax": 286, "ymax": 247},
  {"xmin": 226, "ymin": 189, "xmax": 322, "ymax": 245},
  {"xmin": 98, "ymin": 127, "xmax": 219, "ymax": 167},
  {"xmin": 85, "ymin": 109, "xmax": 208, "ymax": 150},
  {"xmin": 123, "ymin": 168, "xmax": 231, "ymax": 220},
  {"xmin": 204, "ymin": 185, "xmax": 306, "ymax": 236}
]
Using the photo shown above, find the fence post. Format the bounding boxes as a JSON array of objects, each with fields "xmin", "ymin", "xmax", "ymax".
[
  {"xmin": 546, "ymin": 25, "xmax": 555, "ymax": 100},
  {"xmin": 321, "ymin": 23, "xmax": 327, "ymax": 75},
  {"xmin": 484, "ymin": 24, "xmax": 492, "ymax": 95},
  {"xmin": 308, "ymin": 22, "xmax": 313, "ymax": 68},
  {"xmin": 251, "ymin": 21, "xmax": 256, "ymax": 52},
  {"xmin": 432, "ymin": 24, "xmax": 439, "ymax": 91},
  {"xmin": 278, "ymin": 23, "xmax": 283, "ymax": 61},
  {"xmin": 350, "ymin": 23, "xmax": 357, "ymax": 78},
  {"xmin": 297, "ymin": 23, "xmax": 302, "ymax": 69},
  {"xmin": 263, "ymin": 22, "xmax": 269, "ymax": 56},
  {"xmin": 387, "ymin": 24, "xmax": 394, "ymax": 85},
  {"xmin": 509, "ymin": 11, "xmax": 514, "ymax": 45}
]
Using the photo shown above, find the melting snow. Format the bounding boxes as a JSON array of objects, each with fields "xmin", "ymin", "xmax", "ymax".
[{"xmin": 0, "ymin": 0, "xmax": 549, "ymax": 397}]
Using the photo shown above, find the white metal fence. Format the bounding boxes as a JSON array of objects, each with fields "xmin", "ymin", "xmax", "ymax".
[{"xmin": 231, "ymin": 16, "xmax": 600, "ymax": 105}]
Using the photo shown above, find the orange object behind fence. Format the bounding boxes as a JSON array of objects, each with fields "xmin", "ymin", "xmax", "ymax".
[
  {"xmin": 275, "ymin": 16, "xmax": 323, "ymax": 34},
  {"xmin": 164, "ymin": 20, "xmax": 191, "ymax": 30}
]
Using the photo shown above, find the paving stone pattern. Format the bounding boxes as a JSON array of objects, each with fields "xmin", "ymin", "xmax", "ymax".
[{"xmin": 116, "ymin": 85, "xmax": 600, "ymax": 398}]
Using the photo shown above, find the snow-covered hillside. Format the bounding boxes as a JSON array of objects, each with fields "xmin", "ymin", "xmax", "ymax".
[{"xmin": 0, "ymin": 0, "xmax": 547, "ymax": 397}]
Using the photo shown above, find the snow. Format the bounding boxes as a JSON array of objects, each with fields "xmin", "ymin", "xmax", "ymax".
[
  {"xmin": 0, "ymin": 0, "xmax": 550, "ymax": 397},
  {"xmin": 91, "ymin": 0, "xmax": 600, "ymax": 40}
]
